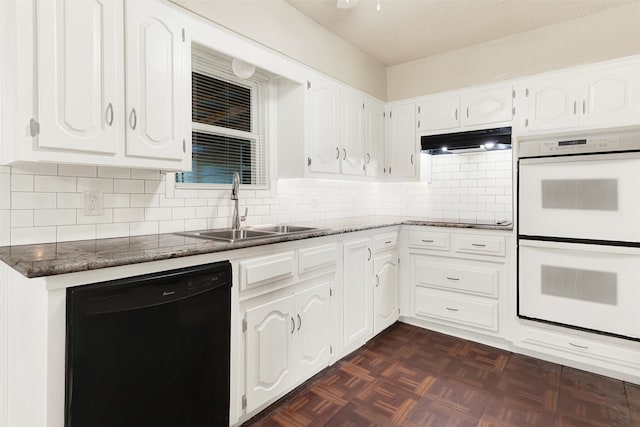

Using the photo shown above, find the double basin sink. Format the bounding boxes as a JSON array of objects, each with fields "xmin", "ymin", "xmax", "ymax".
[{"xmin": 176, "ymin": 225, "xmax": 323, "ymax": 243}]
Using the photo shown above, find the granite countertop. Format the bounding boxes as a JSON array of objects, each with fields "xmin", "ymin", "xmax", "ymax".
[{"xmin": 0, "ymin": 216, "xmax": 512, "ymax": 278}]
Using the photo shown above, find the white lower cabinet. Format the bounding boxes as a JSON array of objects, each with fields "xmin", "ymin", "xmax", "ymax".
[
  {"xmin": 373, "ymin": 251, "xmax": 399, "ymax": 334},
  {"xmin": 407, "ymin": 227, "xmax": 509, "ymax": 338},
  {"xmin": 343, "ymin": 230, "xmax": 399, "ymax": 354},
  {"xmin": 244, "ymin": 280, "xmax": 332, "ymax": 414}
]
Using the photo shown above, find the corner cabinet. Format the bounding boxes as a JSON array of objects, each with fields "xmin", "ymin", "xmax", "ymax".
[{"xmin": 1, "ymin": 0, "xmax": 191, "ymax": 170}]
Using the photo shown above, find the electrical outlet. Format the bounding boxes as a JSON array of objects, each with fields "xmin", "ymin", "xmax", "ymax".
[{"xmin": 84, "ymin": 191, "xmax": 103, "ymax": 216}]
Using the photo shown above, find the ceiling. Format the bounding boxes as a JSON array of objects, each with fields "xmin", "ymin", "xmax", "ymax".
[{"xmin": 283, "ymin": 0, "xmax": 638, "ymax": 66}]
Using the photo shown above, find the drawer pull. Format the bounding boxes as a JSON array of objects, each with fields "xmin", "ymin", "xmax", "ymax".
[
  {"xmin": 384, "ymin": 240, "xmax": 392, "ymax": 244},
  {"xmin": 569, "ymin": 342, "xmax": 589, "ymax": 350},
  {"xmin": 471, "ymin": 243, "xmax": 486, "ymax": 247},
  {"xmin": 446, "ymin": 277, "xmax": 460, "ymax": 281},
  {"xmin": 445, "ymin": 307, "xmax": 459, "ymax": 312},
  {"xmin": 421, "ymin": 239, "xmax": 434, "ymax": 243}
]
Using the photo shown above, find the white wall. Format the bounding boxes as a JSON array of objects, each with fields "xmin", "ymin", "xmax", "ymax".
[
  {"xmin": 173, "ymin": 0, "xmax": 387, "ymax": 100},
  {"xmin": 387, "ymin": 2, "xmax": 640, "ymax": 100}
]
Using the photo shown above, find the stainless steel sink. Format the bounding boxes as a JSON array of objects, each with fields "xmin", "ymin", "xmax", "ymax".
[
  {"xmin": 176, "ymin": 224, "xmax": 323, "ymax": 242},
  {"xmin": 247, "ymin": 225, "xmax": 318, "ymax": 234}
]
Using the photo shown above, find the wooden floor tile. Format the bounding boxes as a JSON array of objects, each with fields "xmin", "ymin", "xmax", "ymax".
[{"xmin": 242, "ymin": 322, "xmax": 639, "ymax": 427}]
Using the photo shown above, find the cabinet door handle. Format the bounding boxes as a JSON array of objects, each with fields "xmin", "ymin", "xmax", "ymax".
[
  {"xmin": 525, "ymin": 118, "xmax": 529, "ymax": 127},
  {"xmin": 471, "ymin": 243, "xmax": 486, "ymax": 247},
  {"xmin": 129, "ymin": 108, "xmax": 137, "ymax": 130},
  {"xmin": 454, "ymin": 108, "xmax": 458, "ymax": 120},
  {"xmin": 569, "ymin": 342, "xmax": 589, "ymax": 350},
  {"xmin": 105, "ymin": 102, "xmax": 114, "ymax": 126},
  {"xmin": 573, "ymin": 101, "xmax": 577, "ymax": 115},
  {"xmin": 297, "ymin": 314, "xmax": 302, "ymax": 331},
  {"xmin": 582, "ymin": 100, "xmax": 586, "ymax": 114},
  {"xmin": 367, "ymin": 248, "xmax": 372, "ymax": 261},
  {"xmin": 417, "ymin": 120, "xmax": 421, "ymax": 128},
  {"xmin": 366, "ymin": 153, "xmax": 371, "ymax": 164},
  {"xmin": 375, "ymin": 275, "xmax": 380, "ymax": 287},
  {"xmin": 445, "ymin": 307, "xmax": 459, "ymax": 312},
  {"xmin": 410, "ymin": 153, "xmax": 414, "ymax": 165},
  {"xmin": 343, "ymin": 148, "xmax": 347, "ymax": 161},
  {"xmin": 421, "ymin": 239, "xmax": 434, "ymax": 243},
  {"xmin": 290, "ymin": 316, "xmax": 295, "ymax": 334},
  {"xmin": 446, "ymin": 277, "xmax": 460, "ymax": 281},
  {"xmin": 466, "ymin": 106, "xmax": 469, "ymax": 118},
  {"xmin": 335, "ymin": 147, "xmax": 340, "ymax": 159}
]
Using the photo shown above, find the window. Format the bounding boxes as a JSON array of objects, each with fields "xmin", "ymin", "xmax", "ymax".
[{"xmin": 176, "ymin": 46, "xmax": 269, "ymax": 187}]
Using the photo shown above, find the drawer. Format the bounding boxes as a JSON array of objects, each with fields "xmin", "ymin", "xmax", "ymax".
[
  {"xmin": 374, "ymin": 232, "xmax": 398, "ymax": 252},
  {"xmin": 414, "ymin": 259, "xmax": 498, "ymax": 297},
  {"xmin": 454, "ymin": 234, "xmax": 505, "ymax": 257},
  {"xmin": 239, "ymin": 251, "xmax": 296, "ymax": 291},
  {"xmin": 409, "ymin": 230, "xmax": 450, "ymax": 251},
  {"xmin": 518, "ymin": 325, "xmax": 640, "ymax": 371},
  {"xmin": 298, "ymin": 243, "xmax": 337, "ymax": 275},
  {"xmin": 415, "ymin": 287, "xmax": 498, "ymax": 331}
]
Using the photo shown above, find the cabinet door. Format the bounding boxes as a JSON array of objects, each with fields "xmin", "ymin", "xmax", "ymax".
[
  {"xmin": 343, "ymin": 238, "xmax": 373, "ymax": 352},
  {"xmin": 416, "ymin": 95, "xmax": 459, "ymax": 132},
  {"xmin": 461, "ymin": 86, "xmax": 513, "ymax": 127},
  {"xmin": 373, "ymin": 251, "xmax": 398, "ymax": 335},
  {"xmin": 524, "ymin": 76, "xmax": 581, "ymax": 131},
  {"xmin": 340, "ymin": 89, "xmax": 365, "ymax": 176},
  {"xmin": 365, "ymin": 99, "xmax": 385, "ymax": 177},
  {"xmin": 387, "ymin": 102, "xmax": 416, "ymax": 178},
  {"xmin": 245, "ymin": 295, "xmax": 296, "ymax": 413},
  {"xmin": 37, "ymin": 0, "xmax": 122, "ymax": 154},
  {"xmin": 307, "ymin": 77, "xmax": 340, "ymax": 174},
  {"xmin": 125, "ymin": 0, "xmax": 187, "ymax": 161},
  {"xmin": 582, "ymin": 63, "xmax": 640, "ymax": 127},
  {"xmin": 295, "ymin": 282, "xmax": 332, "ymax": 380}
]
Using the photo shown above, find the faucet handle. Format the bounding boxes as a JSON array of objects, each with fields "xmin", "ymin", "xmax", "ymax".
[{"xmin": 241, "ymin": 207, "xmax": 248, "ymax": 223}]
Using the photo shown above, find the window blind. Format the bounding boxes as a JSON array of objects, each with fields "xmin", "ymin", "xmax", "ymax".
[{"xmin": 177, "ymin": 46, "xmax": 269, "ymax": 187}]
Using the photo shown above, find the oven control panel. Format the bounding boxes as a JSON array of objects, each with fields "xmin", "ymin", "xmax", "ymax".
[
  {"xmin": 540, "ymin": 136, "xmax": 620, "ymax": 154},
  {"xmin": 518, "ymin": 129, "xmax": 640, "ymax": 158}
]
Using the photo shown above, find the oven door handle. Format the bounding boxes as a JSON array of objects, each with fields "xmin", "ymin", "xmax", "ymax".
[{"xmin": 518, "ymin": 238, "xmax": 640, "ymax": 255}]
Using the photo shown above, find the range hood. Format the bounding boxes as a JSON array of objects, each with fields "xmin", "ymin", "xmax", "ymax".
[{"xmin": 421, "ymin": 127, "xmax": 512, "ymax": 155}]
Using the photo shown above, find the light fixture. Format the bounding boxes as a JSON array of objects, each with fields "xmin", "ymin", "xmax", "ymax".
[
  {"xmin": 336, "ymin": 0, "xmax": 359, "ymax": 9},
  {"xmin": 377, "ymin": 0, "xmax": 381, "ymax": 11},
  {"xmin": 231, "ymin": 58, "xmax": 256, "ymax": 79}
]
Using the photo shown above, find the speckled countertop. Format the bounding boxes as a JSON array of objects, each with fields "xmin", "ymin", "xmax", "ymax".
[{"xmin": 0, "ymin": 216, "xmax": 512, "ymax": 278}]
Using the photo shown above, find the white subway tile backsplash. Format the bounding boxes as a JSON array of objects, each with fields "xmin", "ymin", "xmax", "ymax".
[
  {"xmin": 77, "ymin": 177, "xmax": 114, "ymax": 193},
  {"xmin": 11, "ymin": 174, "xmax": 34, "ymax": 192},
  {"xmin": 35, "ymin": 176, "xmax": 77, "ymax": 193},
  {"xmin": 129, "ymin": 221, "xmax": 159, "ymax": 236},
  {"xmin": 34, "ymin": 209, "xmax": 77, "ymax": 226},
  {"xmin": 12, "ymin": 192, "xmax": 57, "ymax": 210},
  {"xmin": 184, "ymin": 218, "xmax": 207, "ymax": 231},
  {"xmin": 57, "ymin": 224, "xmax": 96, "ymax": 242},
  {"xmin": 11, "ymin": 163, "xmax": 58, "ymax": 176},
  {"xmin": 113, "ymin": 208, "xmax": 144, "ymax": 223},
  {"xmin": 57, "ymin": 193, "xmax": 83, "ymax": 209},
  {"xmin": 130, "ymin": 194, "xmax": 159, "ymax": 208},
  {"xmin": 172, "ymin": 207, "xmax": 196, "ymax": 220},
  {"xmin": 11, "ymin": 210, "xmax": 34, "ymax": 228},
  {"xmin": 58, "ymin": 164, "xmax": 97, "ymax": 178},
  {"xmin": 103, "ymin": 194, "xmax": 130, "ymax": 209},
  {"xmin": 97, "ymin": 223, "xmax": 130, "ymax": 239},
  {"xmin": 158, "ymin": 220, "xmax": 185, "ymax": 234},
  {"xmin": 98, "ymin": 167, "xmax": 131, "ymax": 179},
  {"xmin": 145, "ymin": 180, "xmax": 165, "ymax": 194},
  {"xmin": 114, "ymin": 179, "xmax": 145, "ymax": 194},
  {"xmin": 11, "ymin": 226, "xmax": 57, "ymax": 245},
  {"xmin": 76, "ymin": 209, "xmax": 113, "ymax": 225},
  {"xmin": 144, "ymin": 207, "xmax": 172, "ymax": 221},
  {"xmin": 131, "ymin": 169, "xmax": 162, "ymax": 180}
]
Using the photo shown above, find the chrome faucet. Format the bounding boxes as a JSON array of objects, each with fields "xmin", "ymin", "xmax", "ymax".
[{"xmin": 231, "ymin": 172, "xmax": 247, "ymax": 230}]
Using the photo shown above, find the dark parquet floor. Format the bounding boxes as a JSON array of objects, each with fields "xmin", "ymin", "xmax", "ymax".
[{"xmin": 242, "ymin": 322, "xmax": 640, "ymax": 427}]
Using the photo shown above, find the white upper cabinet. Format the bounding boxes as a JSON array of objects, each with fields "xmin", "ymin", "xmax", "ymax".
[
  {"xmin": 37, "ymin": 0, "xmax": 122, "ymax": 154},
  {"xmin": 125, "ymin": 0, "xmax": 188, "ymax": 161},
  {"xmin": 306, "ymin": 76, "xmax": 341, "ymax": 175},
  {"xmin": 386, "ymin": 102, "xmax": 417, "ymax": 178},
  {"xmin": 2, "ymin": 0, "xmax": 191, "ymax": 170},
  {"xmin": 517, "ymin": 60, "xmax": 640, "ymax": 133},
  {"xmin": 417, "ymin": 85, "xmax": 513, "ymax": 133},
  {"xmin": 365, "ymin": 98, "xmax": 385, "ymax": 177},
  {"xmin": 340, "ymin": 88, "xmax": 366, "ymax": 176}
]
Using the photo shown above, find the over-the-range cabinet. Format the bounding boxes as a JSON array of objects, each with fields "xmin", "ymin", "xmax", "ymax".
[{"xmin": 517, "ymin": 128, "xmax": 640, "ymax": 340}]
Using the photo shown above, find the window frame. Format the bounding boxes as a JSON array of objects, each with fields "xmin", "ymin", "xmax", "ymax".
[{"xmin": 176, "ymin": 50, "xmax": 270, "ymax": 190}]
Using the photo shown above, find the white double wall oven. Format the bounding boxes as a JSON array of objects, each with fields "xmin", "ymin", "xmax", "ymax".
[{"xmin": 517, "ymin": 128, "xmax": 640, "ymax": 340}]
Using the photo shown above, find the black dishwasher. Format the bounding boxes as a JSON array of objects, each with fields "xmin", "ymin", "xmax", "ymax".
[{"xmin": 65, "ymin": 261, "xmax": 231, "ymax": 427}]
